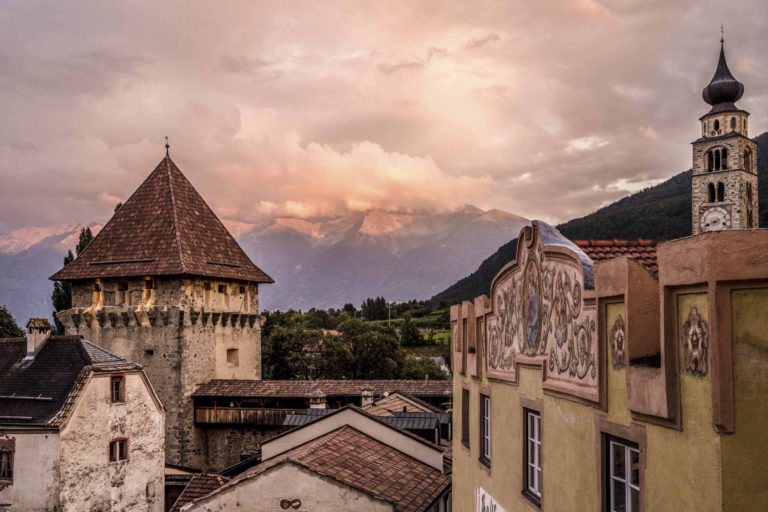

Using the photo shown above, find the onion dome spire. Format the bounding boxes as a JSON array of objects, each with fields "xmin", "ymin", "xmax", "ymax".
[{"xmin": 702, "ymin": 38, "xmax": 744, "ymax": 113}]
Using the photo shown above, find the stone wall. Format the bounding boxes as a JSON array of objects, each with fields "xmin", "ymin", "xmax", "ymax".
[
  {"xmin": 60, "ymin": 277, "xmax": 263, "ymax": 467},
  {"xmin": 0, "ymin": 432, "xmax": 61, "ymax": 511},
  {"xmin": 198, "ymin": 426, "xmax": 285, "ymax": 471},
  {"xmin": 58, "ymin": 371, "xmax": 165, "ymax": 512}
]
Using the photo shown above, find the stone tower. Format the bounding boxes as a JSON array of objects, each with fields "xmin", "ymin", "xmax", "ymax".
[
  {"xmin": 692, "ymin": 39, "xmax": 758, "ymax": 234},
  {"xmin": 50, "ymin": 154, "xmax": 273, "ymax": 466}
]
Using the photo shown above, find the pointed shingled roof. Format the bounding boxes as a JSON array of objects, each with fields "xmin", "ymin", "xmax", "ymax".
[{"xmin": 50, "ymin": 156, "xmax": 273, "ymax": 283}]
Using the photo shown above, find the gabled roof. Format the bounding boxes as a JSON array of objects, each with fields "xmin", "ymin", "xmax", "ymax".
[
  {"xmin": 50, "ymin": 155, "xmax": 273, "ymax": 284},
  {"xmin": 573, "ymin": 238, "xmax": 660, "ymax": 275},
  {"xmin": 196, "ymin": 425, "xmax": 450, "ymax": 512},
  {"xmin": 0, "ymin": 335, "xmax": 141, "ymax": 427},
  {"xmin": 193, "ymin": 379, "xmax": 452, "ymax": 399},
  {"xmin": 363, "ymin": 391, "xmax": 441, "ymax": 416}
]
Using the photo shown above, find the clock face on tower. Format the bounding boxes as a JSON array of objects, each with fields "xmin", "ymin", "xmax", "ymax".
[{"xmin": 699, "ymin": 205, "xmax": 732, "ymax": 232}]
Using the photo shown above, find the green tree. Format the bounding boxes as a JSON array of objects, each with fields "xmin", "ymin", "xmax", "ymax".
[
  {"xmin": 114, "ymin": 202, "xmax": 123, "ymax": 214},
  {"xmin": 339, "ymin": 318, "xmax": 404, "ymax": 379},
  {"xmin": 261, "ymin": 325, "xmax": 321, "ymax": 379},
  {"xmin": 399, "ymin": 314, "xmax": 423, "ymax": 346},
  {"xmin": 0, "ymin": 305, "xmax": 23, "ymax": 338},
  {"xmin": 319, "ymin": 334, "xmax": 354, "ymax": 378},
  {"xmin": 402, "ymin": 356, "xmax": 447, "ymax": 380},
  {"xmin": 51, "ymin": 227, "xmax": 94, "ymax": 334}
]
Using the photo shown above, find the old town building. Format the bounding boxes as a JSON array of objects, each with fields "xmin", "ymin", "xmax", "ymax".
[
  {"xmin": 0, "ymin": 322, "xmax": 164, "ymax": 511},
  {"xmin": 175, "ymin": 405, "xmax": 452, "ymax": 512},
  {"xmin": 50, "ymin": 152, "xmax": 274, "ymax": 467},
  {"xmin": 451, "ymin": 41, "xmax": 767, "ymax": 512}
]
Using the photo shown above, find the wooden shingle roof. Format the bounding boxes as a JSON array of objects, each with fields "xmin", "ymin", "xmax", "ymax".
[{"xmin": 50, "ymin": 155, "xmax": 273, "ymax": 283}]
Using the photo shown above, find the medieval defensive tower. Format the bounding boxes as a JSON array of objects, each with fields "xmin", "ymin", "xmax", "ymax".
[
  {"xmin": 50, "ymin": 153, "xmax": 273, "ymax": 466},
  {"xmin": 692, "ymin": 39, "xmax": 759, "ymax": 234}
]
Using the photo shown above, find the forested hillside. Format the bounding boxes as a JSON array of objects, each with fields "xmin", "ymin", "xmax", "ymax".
[{"xmin": 433, "ymin": 132, "xmax": 768, "ymax": 304}]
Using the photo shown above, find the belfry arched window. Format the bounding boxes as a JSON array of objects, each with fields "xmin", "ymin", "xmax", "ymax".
[
  {"xmin": 731, "ymin": 117, "xmax": 736, "ymax": 131},
  {"xmin": 715, "ymin": 149, "xmax": 721, "ymax": 170},
  {"xmin": 744, "ymin": 149, "xmax": 753, "ymax": 173},
  {"xmin": 722, "ymin": 148, "xmax": 728, "ymax": 169},
  {"xmin": 708, "ymin": 183, "xmax": 716, "ymax": 203},
  {"xmin": 747, "ymin": 182, "xmax": 753, "ymax": 204},
  {"xmin": 717, "ymin": 182, "xmax": 725, "ymax": 202},
  {"xmin": 714, "ymin": 119, "xmax": 720, "ymax": 132},
  {"xmin": 707, "ymin": 151, "xmax": 713, "ymax": 171}
]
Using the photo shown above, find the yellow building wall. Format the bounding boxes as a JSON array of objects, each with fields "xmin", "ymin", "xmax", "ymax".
[
  {"xmin": 453, "ymin": 292, "xmax": 727, "ymax": 512},
  {"xmin": 722, "ymin": 287, "xmax": 768, "ymax": 511}
]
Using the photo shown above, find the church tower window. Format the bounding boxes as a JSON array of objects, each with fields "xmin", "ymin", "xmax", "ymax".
[
  {"xmin": 731, "ymin": 117, "xmax": 736, "ymax": 131},
  {"xmin": 714, "ymin": 119, "xmax": 720, "ymax": 132},
  {"xmin": 722, "ymin": 148, "xmax": 728, "ymax": 169},
  {"xmin": 717, "ymin": 182, "xmax": 725, "ymax": 202},
  {"xmin": 708, "ymin": 184, "xmax": 716, "ymax": 203}
]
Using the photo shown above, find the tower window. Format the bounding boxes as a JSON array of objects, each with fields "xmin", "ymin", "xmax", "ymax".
[
  {"xmin": 239, "ymin": 286, "xmax": 246, "ymax": 294},
  {"xmin": 708, "ymin": 183, "xmax": 716, "ymax": 203},
  {"xmin": 722, "ymin": 148, "xmax": 728, "ymax": 169},
  {"xmin": 731, "ymin": 117, "xmax": 736, "ymax": 131},
  {"xmin": 218, "ymin": 284, "xmax": 227, "ymax": 294},
  {"xmin": 707, "ymin": 151, "xmax": 713, "ymax": 172},
  {"xmin": 747, "ymin": 182, "xmax": 754, "ymax": 203},
  {"xmin": 715, "ymin": 149, "xmax": 721, "ymax": 171},
  {"xmin": 227, "ymin": 348, "xmax": 239, "ymax": 365},
  {"xmin": 204, "ymin": 282, "xmax": 211, "ymax": 291},
  {"xmin": 745, "ymin": 150, "xmax": 753, "ymax": 173},
  {"xmin": 717, "ymin": 182, "xmax": 725, "ymax": 202},
  {"xmin": 748, "ymin": 209, "xmax": 754, "ymax": 228},
  {"xmin": 714, "ymin": 119, "xmax": 720, "ymax": 132}
]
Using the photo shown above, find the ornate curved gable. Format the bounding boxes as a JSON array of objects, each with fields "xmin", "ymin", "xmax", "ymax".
[{"xmin": 485, "ymin": 221, "xmax": 599, "ymax": 402}]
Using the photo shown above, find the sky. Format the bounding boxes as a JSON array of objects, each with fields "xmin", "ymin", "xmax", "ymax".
[{"xmin": 1, "ymin": 0, "xmax": 767, "ymax": 233}]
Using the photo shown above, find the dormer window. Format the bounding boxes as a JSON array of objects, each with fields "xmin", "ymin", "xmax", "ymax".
[{"xmin": 110, "ymin": 375, "xmax": 125, "ymax": 403}]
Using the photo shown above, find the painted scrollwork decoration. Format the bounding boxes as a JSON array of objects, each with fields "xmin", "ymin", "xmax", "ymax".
[
  {"xmin": 682, "ymin": 306, "xmax": 709, "ymax": 376},
  {"xmin": 610, "ymin": 314, "xmax": 626, "ymax": 368},
  {"xmin": 488, "ymin": 280, "xmax": 518, "ymax": 371},
  {"xmin": 522, "ymin": 259, "xmax": 542, "ymax": 355}
]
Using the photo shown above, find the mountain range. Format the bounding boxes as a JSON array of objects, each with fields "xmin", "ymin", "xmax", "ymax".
[
  {"xmin": 0, "ymin": 207, "xmax": 529, "ymax": 323},
  {"xmin": 432, "ymin": 131, "xmax": 768, "ymax": 304}
]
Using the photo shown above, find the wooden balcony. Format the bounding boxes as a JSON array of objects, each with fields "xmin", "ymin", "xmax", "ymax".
[{"xmin": 194, "ymin": 407, "xmax": 302, "ymax": 426}]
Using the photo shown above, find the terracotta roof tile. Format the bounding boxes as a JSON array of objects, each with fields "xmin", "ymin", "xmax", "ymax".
[
  {"xmin": 193, "ymin": 379, "xmax": 452, "ymax": 399},
  {"xmin": 50, "ymin": 156, "xmax": 272, "ymax": 283},
  {"xmin": 220, "ymin": 426, "xmax": 450, "ymax": 512},
  {"xmin": 573, "ymin": 238, "xmax": 660, "ymax": 274},
  {"xmin": 170, "ymin": 473, "xmax": 230, "ymax": 512}
]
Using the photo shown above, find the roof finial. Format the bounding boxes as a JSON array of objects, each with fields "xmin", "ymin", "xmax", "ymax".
[
  {"xmin": 165, "ymin": 136, "xmax": 170, "ymax": 157},
  {"xmin": 721, "ymin": 24, "xmax": 724, "ymax": 44}
]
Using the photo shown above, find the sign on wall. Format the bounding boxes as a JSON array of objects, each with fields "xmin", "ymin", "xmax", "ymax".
[{"xmin": 475, "ymin": 484, "xmax": 508, "ymax": 512}]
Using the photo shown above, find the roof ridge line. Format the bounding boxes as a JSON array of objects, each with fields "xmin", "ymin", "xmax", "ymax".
[{"xmin": 166, "ymin": 157, "xmax": 187, "ymax": 274}]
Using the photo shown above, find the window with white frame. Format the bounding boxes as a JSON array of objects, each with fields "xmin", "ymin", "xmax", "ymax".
[
  {"xmin": 608, "ymin": 437, "xmax": 640, "ymax": 512},
  {"xmin": 480, "ymin": 394, "xmax": 491, "ymax": 463},
  {"xmin": 524, "ymin": 409, "xmax": 541, "ymax": 503}
]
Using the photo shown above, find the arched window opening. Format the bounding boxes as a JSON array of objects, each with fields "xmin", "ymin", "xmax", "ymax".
[
  {"xmin": 747, "ymin": 182, "xmax": 753, "ymax": 203},
  {"xmin": 708, "ymin": 183, "xmax": 716, "ymax": 203},
  {"xmin": 707, "ymin": 151, "xmax": 713, "ymax": 171},
  {"xmin": 715, "ymin": 149, "xmax": 721, "ymax": 170},
  {"xmin": 745, "ymin": 150, "xmax": 752, "ymax": 173},
  {"xmin": 731, "ymin": 117, "xmax": 736, "ymax": 131},
  {"xmin": 717, "ymin": 182, "xmax": 725, "ymax": 202},
  {"xmin": 748, "ymin": 209, "xmax": 754, "ymax": 228},
  {"xmin": 714, "ymin": 119, "xmax": 720, "ymax": 132},
  {"xmin": 722, "ymin": 148, "xmax": 728, "ymax": 169}
]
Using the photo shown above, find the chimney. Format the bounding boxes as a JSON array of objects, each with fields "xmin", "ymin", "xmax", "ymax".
[
  {"xmin": 26, "ymin": 318, "xmax": 52, "ymax": 355},
  {"xmin": 361, "ymin": 386, "xmax": 374, "ymax": 407},
  {"xmin": 309, "ymin": 390, "xmax": 327, "ymax": 409}
]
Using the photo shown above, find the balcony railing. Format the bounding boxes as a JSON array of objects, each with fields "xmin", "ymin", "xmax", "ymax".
[{"xmin": 194, "ymin": 407, "xmax": 302, "ymax": 426}]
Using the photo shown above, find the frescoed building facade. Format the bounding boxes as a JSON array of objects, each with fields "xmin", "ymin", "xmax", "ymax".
[{"xmin": 451, "ymin": 41, "xmax": 768, "ymax": 512}]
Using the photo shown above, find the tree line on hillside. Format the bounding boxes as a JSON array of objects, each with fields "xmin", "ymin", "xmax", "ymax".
[{"xmin": 262, "ymin": 311, "xmax": 449, "ymax": 381}]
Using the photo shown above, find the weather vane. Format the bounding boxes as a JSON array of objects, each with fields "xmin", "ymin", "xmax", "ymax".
[
  {"xmin": 165, "ymin": 136, "xmax": 170, "ymax": 157},
  {"xmin": 721, "ymin": 24, "xmax": 724, "ymax": 43}
]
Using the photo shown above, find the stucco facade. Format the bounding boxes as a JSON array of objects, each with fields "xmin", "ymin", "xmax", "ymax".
[
  {"xmin": 58, "ymin": 277, "xmax": 264, "ymax": 467},
  {"xmin": 451, "ymin": 225, "xmax": 768, "ymax": 512},
  {"xmin": 0, "ymin": 371, "xmax": 164, "ymax": 511}
]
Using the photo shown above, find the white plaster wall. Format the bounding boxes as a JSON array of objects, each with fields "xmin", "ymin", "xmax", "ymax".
[
  {"xmin": 59, "ymin": 372, "xmax": 164, "ymax": 511},
  {"xmin": 0, "ymin": 432, "xmax": 60, "ymax": 511},
  {"xmin": 183, "ymin": 462, "xmax": 393, "ymax": 512}
]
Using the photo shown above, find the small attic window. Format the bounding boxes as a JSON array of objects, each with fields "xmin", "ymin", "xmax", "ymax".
[
  {"xmin": 204, "ymin": 282, "xmax": 212, "ymax": 291},
  {"xmin": 118, "ymin": 282, "xmax": 128, "ymax": 291},
  {"xmin": 110, "ymin": 376, "xmax": 125, "ymax": 403},
  {"xmin": 218, "ymin": 285, "xmax": 227, "ymax": 294}
]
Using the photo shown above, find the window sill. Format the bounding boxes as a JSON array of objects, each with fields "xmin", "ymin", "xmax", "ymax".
[
  {"xmin": 461, "ymin": 440, "xmax": 470, "ymax": 450},
  {"xmin": 478, "ymin": 456, "xmax": 491, "ymax": 469},
  {"xmin": 521, "ymin": 490, "xmax": 541, "ymax": 509}
]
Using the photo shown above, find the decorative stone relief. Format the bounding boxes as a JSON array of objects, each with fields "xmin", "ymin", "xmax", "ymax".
[
  {"xmin": 610, "ymin": 314, "xmax": 626, "ymax": 368},
  {"xmin": 487, "ymin": 222, "xmax": 597, "ymax": 396},
  {"xmin": 682, "ymin": 306, "xmax": 709, "ymax": 376}
]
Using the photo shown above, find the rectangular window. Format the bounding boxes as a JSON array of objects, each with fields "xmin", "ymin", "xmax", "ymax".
[
  {"xmin": 226, "ymin": 348, "xmax": 239, "ymax": 365},
  {"xmin": 524, "ymin": 409, "xmax": 542, "ymax": 504},
  {"xmin": 218, "ymin": 284, "xmax": 227, "ymax": 294},
  {"xmin": 461, "ymin": 388, "xmax": 470, "ymax": 447},
  {"xmin": 0, "ymin": 447, "xmax": 12, "ymax": 484},
  {"xmin": 109, "ymin": 439, "xmax": 128, "ymax": 463},
  {"xmin": 480, "ymin": 394, "xmax": 491, "ymax": 464},
  {"xmin": 607, "ymin": 437, "xmax": 640, "ymax": 512},
  {"xmin": 110, "ymin": 376, "xmax": 125, "ymax": 403}
]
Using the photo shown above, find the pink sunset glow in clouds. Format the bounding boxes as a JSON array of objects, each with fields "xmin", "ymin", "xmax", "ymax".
[{"xmin": 1, "ymin": 0, "xmax": 767, "ymax": 232}]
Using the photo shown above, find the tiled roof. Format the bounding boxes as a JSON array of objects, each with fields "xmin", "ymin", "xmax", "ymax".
[
  {"xmin": 216, "ymin": 426, "xmax": 450, "ymax": 512},
  {"xmin": 363, "ymin": 392, "xmax": 439, "ymax": 416},
  {"xmin": 50, "ymin": 156, "xmax": 273, "ymax": 284},
  {"xmin": 170, "ymin": 473, "xmax": 230, "ymax": 512},
  {"xmin": 193, "ymin": 379, "xmax": 452, "ymax": 399},
  {"xmin": 0, "ymin": 336, "xmax": 140, "ymax": 427},
  {"xmin": 26, "ymin": 318, "xmax": 51, "ymax": 329},
  {"xmin": 573, "ymin": 238, "xmax": 660, "ymax": 274}
]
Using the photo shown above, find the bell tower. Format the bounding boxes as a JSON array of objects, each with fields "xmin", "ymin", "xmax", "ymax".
[{"xmin": 692, "ymin": 37, "xmax": 758, "ymax": 234}]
